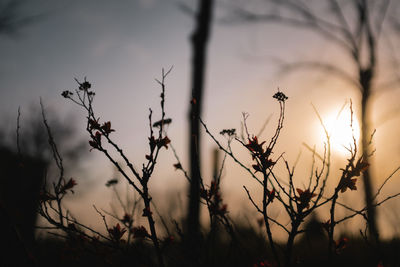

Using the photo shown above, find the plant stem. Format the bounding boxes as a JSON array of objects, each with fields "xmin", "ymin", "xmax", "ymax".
[{"xmin": 143, "ymin": 187, "xmax": 164, "ymax": 267}]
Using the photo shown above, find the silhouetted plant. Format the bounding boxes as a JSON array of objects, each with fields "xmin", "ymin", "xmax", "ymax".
[
  {"xmin": 228, "ymin": 0, "xmax": 400, "ymax": 244},
  {"xmin": 201, "ymin": 90, "xmax": 400, "ymax": 267},
  {"xmin": 39, "ymin": 68, "xmax": 175, "ymax": 267},
  {"xmin": 33, "ymin": 74, "xmax": 400, "ymax": 267}
]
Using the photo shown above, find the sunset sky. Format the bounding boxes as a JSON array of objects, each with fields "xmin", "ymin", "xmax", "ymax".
[{"xmin": 1, "ymin": 0, "xmax": 400, "ymax": 239}]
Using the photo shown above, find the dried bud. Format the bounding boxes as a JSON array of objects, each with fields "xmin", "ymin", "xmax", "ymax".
[
  {"xmin": 273, "ymin": 91, "xmax": 288, "ymax": 102},
  {"xmin": 220, "ymin": 128, "xmax": 236, "ymax": 137},
  {"xmin": 132, "ymin": 226, "xmax": 148, "ymax": 239},
  {"xmin": 61, "ymin": 90, "xmax": 73, "ymax": 98},
  {"xmin": 105, "ymin": 178, "xmax": 118, "ymax": 187},
  {"xmin": 173, "ymin": 163, "xmax": 182, "ymax": 170},
  {"xmin": 152, "ymin": 118, "xmax": 172, "ymax": 128},
  {"xmin": 108, "ymin": 223, "xmax": 126, "ymax": 242}
]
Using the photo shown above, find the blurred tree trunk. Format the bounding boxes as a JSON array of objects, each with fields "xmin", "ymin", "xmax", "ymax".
[
  {"xmin": 360, "ymin": 68, "xmax": 378, "ymax": 243},
  {"xmin": 187, "ymin": 0, "xmax": 214, "ymax": 256},
  {"xmin": 0, "ymin": 147, "xmax": 45, "ymax": 266},
  {"xmin": 0, "ymin": 106, "xmax": 86, "ymax": 264}
]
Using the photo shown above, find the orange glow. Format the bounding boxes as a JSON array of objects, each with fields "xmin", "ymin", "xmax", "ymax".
[{"xmin": 318, "ymin": 104, "xmax": 360, "ymax": 155}]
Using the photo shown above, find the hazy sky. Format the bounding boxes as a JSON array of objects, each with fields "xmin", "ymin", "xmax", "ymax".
[{"xmin": 1, "ymin": 0, "xmax": 400, "ymax": 239}]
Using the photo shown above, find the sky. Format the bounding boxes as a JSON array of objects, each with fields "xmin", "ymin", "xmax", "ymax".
[{"xmin": 1, "ymin": 0, "xmax": 400, "ymax": 239}]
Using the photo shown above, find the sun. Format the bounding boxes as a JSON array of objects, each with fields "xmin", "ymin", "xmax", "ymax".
[{"xmin": 318, "ymin": 105, "xmax": 360, "ymax": 155}]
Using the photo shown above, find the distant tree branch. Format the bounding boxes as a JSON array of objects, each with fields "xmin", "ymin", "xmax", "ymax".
[
  {"xmin": 275, "ymin": 60, "xmax": 361, "ymax": 91},
  {"xmin": 226, "ymin": 1, "xmax": 356, "ymax": 56}
]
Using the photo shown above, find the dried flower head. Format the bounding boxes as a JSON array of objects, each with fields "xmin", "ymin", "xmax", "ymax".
[
  {"xmin": 101, "ymin": 121, "xmax": 115, "ymax": 136},
  {"xmin": 266, "ymin": 188, "xmax": 275, "ymax": 204},
  {"xmin": 132, "ymin": 226, "xmax": 148, "ymax": 239},
  {"xmin": 273, "ymin": 91, "xmax": 288, "ymax": 102},
  {"xmin": 220, "ymin": 128, "xmax": 236, "ymax": 137},
  {"xmin": 59, "ymin": 178, "xmax": 77, "ymax": 194},
  {"xmin": 296, "ymin": 188, "xmax": 317, "ymax": 209},
  {"xmin": 61, "ymin": 90, "xmax": 73, "ymax": 98},
  {"xmin": 157, "ymin": 136, "xmax": 171, "ymax": 149},
  {"xmin": 79, "ymin": 80, "xmax": 91, "ymax": 91},
  {"xmin": 108, "ymin": 223, "xmax": 126, "ymax": 242}
]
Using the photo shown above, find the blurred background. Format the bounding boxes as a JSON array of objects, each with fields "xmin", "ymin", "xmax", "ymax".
[{"xmin": 0, "ymin": 0, "xmax": 399, "ymax": 242}]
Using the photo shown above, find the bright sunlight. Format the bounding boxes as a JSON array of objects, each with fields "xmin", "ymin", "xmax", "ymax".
[{"xmin": 318, "ymin": 103, "xmax": 361, "ymax": 155}]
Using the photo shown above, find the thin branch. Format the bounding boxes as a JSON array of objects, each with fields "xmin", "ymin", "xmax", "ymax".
[
  {"xmin": 277, "ymin": 61, "xmax": 361, "ymax": 91},
  {"xmin": 16, "ymin": 106, "xmax": 22, "ymax": 158}
]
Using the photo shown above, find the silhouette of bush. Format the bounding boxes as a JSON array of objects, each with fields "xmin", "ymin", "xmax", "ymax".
[{"xmin": 23, "ymin": 71, "xmax": 400, "ymax": 267}]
